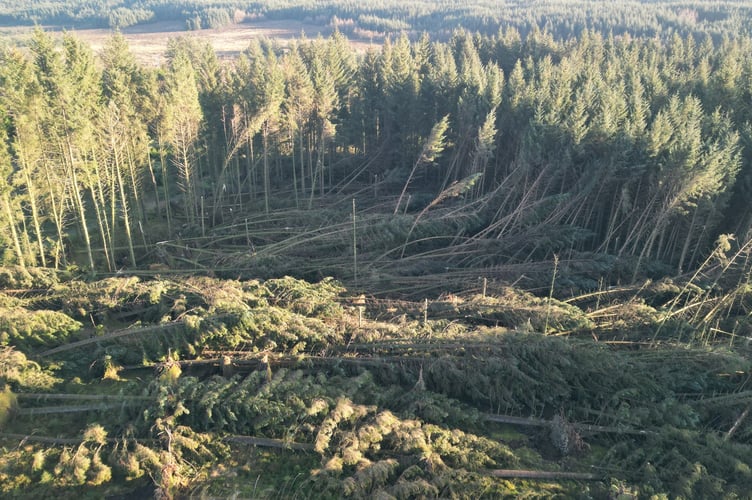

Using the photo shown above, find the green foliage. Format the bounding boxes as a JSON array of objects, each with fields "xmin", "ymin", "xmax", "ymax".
[
  {"xmin": 310, "ymin": 400, "xmax": 533, "ymax": 497},
  {"xmin": 458, "ymin": 288, "xmax": 594, "ymax": 333},
  {"xmin": 0, "ymin": 346, "xmax": 58, "ymax": 390},
  {"xmin": 0, "ymin": 266, "xmax": 58, "ymax": 289},
  {"xmin": 0, "ymin": 308, "xmax": 81, "ymax": 350},
  {"xmin": 1, "ymin": 23, "xmax": 752, "ymax": 290},
  {"xmin": 159, "ymin": 360, "xmax": 182, "ymax": 385},
  {"xmin": 108, "ymin": 7, "xmax": 153, "ymax": 29},
  {"xmin": 186, "ymin": 7, "xmax": 233, "ymax": 30},
  {"xmin": 2, "ymin": 272, "xmax": 752, "ymax": 497},
  {"xmin": 4, "ymin": 4, "xmax": 752, "ymax": 494},
  {"xmin": 266, "ymin": 276, "xmax": 345, "ymax": 317},
  {"xmin": 2, "ymin": 0, "xmax": 752, "ymax": 42}
]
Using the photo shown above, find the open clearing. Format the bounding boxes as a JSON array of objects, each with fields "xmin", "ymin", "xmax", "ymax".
[{"xmin": 0, "ymin": 19, "xmax": 378, "ymax": 65}]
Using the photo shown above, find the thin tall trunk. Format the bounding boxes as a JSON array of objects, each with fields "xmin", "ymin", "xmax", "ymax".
[
  {"xmin": 67, "ymin": 161, "xmax": 95, "ymax": 271},
  {"xmin": 235, "ymin": 156, "xmax": 242, "ymax": 213},
  {"xmin": 290, "ymin": 130, "xmax": 299, "ymax": 208},
  {"xmin": 125, "ymin": 139, "xmax": 145, "ymax": 224},
  {"xmin": 178, "ymin": 135, "xmax": 195, "ymax": 225},
  {"xmin": 112, "ymin": 133, "xmax": 137, "ymax": 267},
  {"xmin": 677, "ymin": 205, "xmax": 699, "ymax": 274},
  {"xmin": 157, "ymin": 133, "xmax": 172, "ymax": 236},
  {"xmin": 60, "ymin": 129, "xmax": 95, "ymax": 272},
  {"xmin": 41, "ymin": 160, "xmax": 66, "ymax": 268},
  {"xmin": 263, "ymin": 122, "xmax": 270, "ymax": 214},
  {"xmin": 307, "ymin": 133, "xmax": 314, "ymax": 195},
  {"xmin": 245, "ymin": 108, "xmax": 256, "ymax": 201},
  {"xmin": 146, "ymin": 146, "xmax": 161, "ymax": 228},
  {"xmin": 16, "ymin": 141, "xmax": 46, "ymax": 267},
  {"xmin": 88, "ymin": 184, "xmax": 113, "ymax": 272},
  {"xmin": 2, "ymin": 194, "xmax": 25, "ymax": 268},
  {"xmin": 299, "ymin": 128, "xmax": 306, "ymax": 199},
  {"xmin": 632, "ymin": 210, "xmax": 668, "ymax": 282},
  {"xmin": 88, "ymin": 151, "xmax": 115, "ymax": 272}
]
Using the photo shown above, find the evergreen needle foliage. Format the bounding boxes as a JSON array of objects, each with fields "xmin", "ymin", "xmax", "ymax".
[
  {"xmin": 4, "ymin": 1, "xmax": 752, "ymax": 496},
  {"xmin": 0, "ymin": 271, "xmax": 751, "ymax": 496}
]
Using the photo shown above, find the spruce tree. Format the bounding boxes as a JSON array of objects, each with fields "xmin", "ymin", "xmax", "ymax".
[{"xmin": 162, "ymin": 44, "xmax": 203, "ymax": 227}]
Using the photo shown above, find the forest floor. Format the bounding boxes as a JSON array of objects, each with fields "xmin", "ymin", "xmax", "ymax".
[{"xmin": 2, "ymin": 266, "xmax": 752, "ymax": 497}]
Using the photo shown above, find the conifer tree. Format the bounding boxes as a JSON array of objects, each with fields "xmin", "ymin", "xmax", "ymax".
[
  {"xmin": 61, "ymin": 33, "xmax": 102, "ymax": 271},
  {"xmin": 0, "ymin": 110, "xmax": 26, "ymax": 267},
  {"xmin": 233, "ymin": 40, "xmax": 285, "ymax": 213},
  {"xmin": 162, "ymin": 45, "xmax": 203, "ymax": 226},
  {"xmin": 282, "ymin": 45, "xmax": 316, "ymax": 204},
  {"xmin": 28, "ymin": 30, "xmax": 97, "ymax": 271},
  {"xmin": 0, "ymin": 48, "xmax": 48, "ymax": 267},
  {"xmin": 306, "ymin": 42, "xmax": 340, "ymax": 205},
  {"xmin": 99, "ymin": 32, "xmax": 153, "ymax": 268}
]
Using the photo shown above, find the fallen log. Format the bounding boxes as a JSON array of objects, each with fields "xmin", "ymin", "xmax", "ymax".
[
  {"xmin": 15, "ymin": 393, "xmax": 154, "ymax": 402},
  {"xmin": 487, "ymin": 469, "xmax": 600, "ymax": 480},
  {"xmin": 16, "ymin": 403, "xmax": 135, "ymax": 415},
  {"xmin": 224, "ymin": 435, "xmax": 314, "ymax": 451},
  {"xmin": 484, "ymin": 413, "xmax": 649, "ymax": 435},
  {"xmin": 0, "ymin": 433, "xmax": 155, "ymax": 445},
  {"xmin": 725, "ymin": 403, "xmax": 752, "ymax": 441},
  {"xmin": 37, "ymin": 314, "xmax": 233, "ymax": 357},
  {"xmin": 690, "ymin": 390, "xmax": 752, "ymax": 406}
]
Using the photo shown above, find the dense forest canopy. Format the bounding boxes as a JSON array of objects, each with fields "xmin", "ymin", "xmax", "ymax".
[{"xmin": 1, "ymin": 22, "xmax": 751, "ymax": 294}]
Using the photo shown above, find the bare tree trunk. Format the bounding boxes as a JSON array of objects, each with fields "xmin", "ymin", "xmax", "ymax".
[
  {"xmin": 157, "ymin": 134, "xmax": 173, "ymax": 236},
  {"xmin": 15, "ymin": 137, "xmax": 46, "ymax": 267},
  {"xmin": 2, "ymin": 194, "xmax": 25, "ymax": 267},
  {"xmin": 263, "ymin": 122, "xmax": 270, "ymax": 214},
  {"xmin": 113, "ymin": 141, "xmax": 137, "ymax": 267},
  {"xmin": 62, "ymin": 137, "xmax": 95, "ymax": 273}
]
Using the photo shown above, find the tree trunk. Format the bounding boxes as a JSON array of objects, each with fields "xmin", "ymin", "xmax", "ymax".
[
  {"xmin": 1, "ymin": 194, "xmax": 25, "ymax": 268},
  {"xmin": 62, "ymin": 136, "xmax": 95, "ymax": 273},
  {"xmin": 113, "ymin": 139, "xmax": 137, "ymax": 267},
  {"xmin": 18, "ymin": 150, "xmax": 46, "ymax": 267},
  {"xmin": 263, "ymin": 122, "xmax": 270, "ymax": 214}
]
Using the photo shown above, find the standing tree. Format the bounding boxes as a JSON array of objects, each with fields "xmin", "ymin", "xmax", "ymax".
[
  {"xmin": 0, "ymin": 108, "xmax": 26, "ymax": 267},
  {"xmin": 29, "ymin": 30, "xmax": 98, "ymax": 271},
  {"xmin": 0, "ymin": 47, "xmax": 49, "ymax": 267},
  {"xmin": 162, "ymin": 44, "xmax": 203, "ymax": 227},
  {"xmin": 282, "ymin": 44, "xmax": 315, "ymax": 205}
]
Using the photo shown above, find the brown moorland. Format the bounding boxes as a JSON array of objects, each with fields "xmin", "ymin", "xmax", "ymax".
[{"xmin": 1, "ymin": 18, "xmax": 378, "ymax": 65}]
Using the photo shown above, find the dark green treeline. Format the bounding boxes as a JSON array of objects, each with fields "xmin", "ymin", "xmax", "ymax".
[
  {"xmin": 0, "ymin": 27, "xmax": 750, "ymax": 284},
  {"xmin": 5, "ymin": 0, "xmax": 752, "ymax": 37}
]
